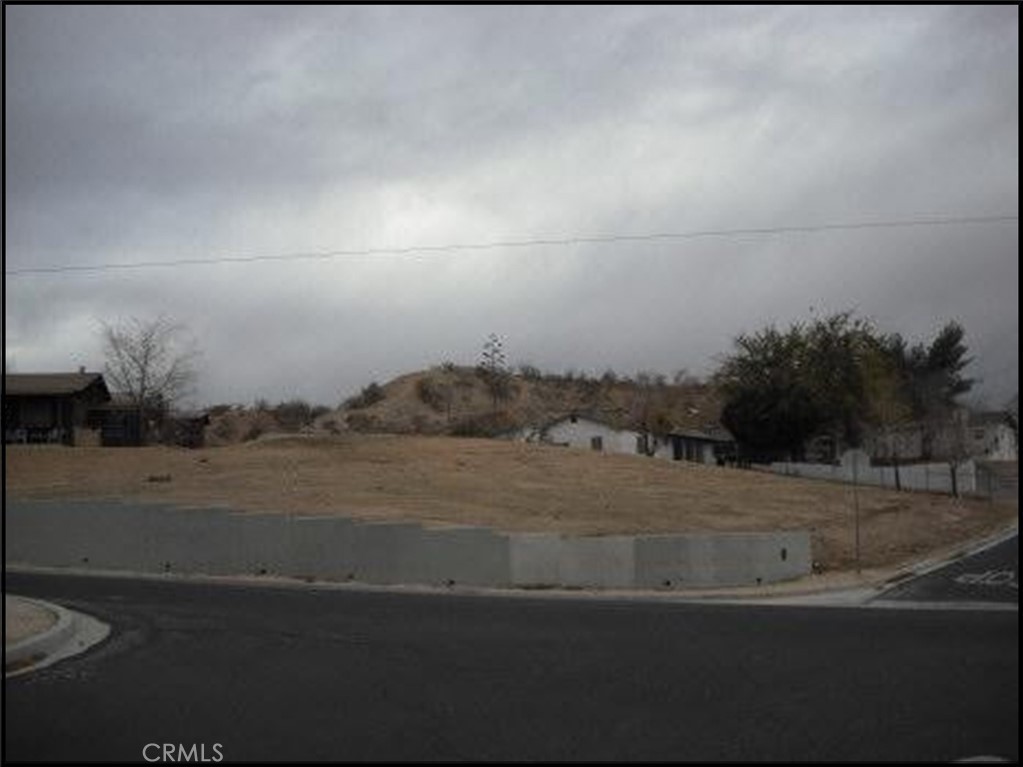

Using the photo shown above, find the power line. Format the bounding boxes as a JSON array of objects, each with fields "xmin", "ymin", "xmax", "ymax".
[{"xmin": 5, "ymin": 213, "xmax": 1017, "ymax": 277}]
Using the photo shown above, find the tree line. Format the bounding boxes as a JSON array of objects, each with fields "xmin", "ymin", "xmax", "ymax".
[{"xmin": 715, "ymin": 311, "xmax": 975, "ymax": 463}]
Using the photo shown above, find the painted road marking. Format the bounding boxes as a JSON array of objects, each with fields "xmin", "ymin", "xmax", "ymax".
[{"xmin": 953, "ymin": 570, "xmax": 1018, "ymax": 590}]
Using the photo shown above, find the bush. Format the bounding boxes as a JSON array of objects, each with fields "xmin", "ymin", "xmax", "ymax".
[
  {"xmin": 415, "ymin": 377, "xmax": 449, "ymax": 411},
  {"xmin": 344, "ymin": 382, "xmax": 386, "ymax": 410},
  {"xmin": 274, "ymin": 399, "xmax": 313, "ymax": 432},
  {"xmin": 210, "ymin": 419, "xmax": 236, "ymax": 443},
  {"xmin": 577, "ymin": 377, "xmax": 601, "ymax": 400},
  {"xmin": 345, "ymin": 412, "xmax": 380, "ymax": 432},
  {"xmin": 518, "ymin": 364, "xmax": 543, "ymax": 381},
  {"xmin": 242, "ymin": 422, "xmax": 266, "ymax": 442},
  {"xmin": 450, "ymin": 412, "xmax": 516, "ymax": 438}
]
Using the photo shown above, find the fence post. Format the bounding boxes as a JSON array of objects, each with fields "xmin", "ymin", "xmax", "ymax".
[{"xmin": 852, "ymin": 452, "xmax": 861, "ymax": 575}]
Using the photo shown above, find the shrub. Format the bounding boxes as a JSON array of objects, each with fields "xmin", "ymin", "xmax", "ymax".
[
  {"xmin": 518, "ymin": 364, "xmax": 543, "ymax": 381},
  {"xmin": 274, "ymin": 399, "xmax": 313, "ymax": 432},
  {"xmin": 415, "ymin": 377, "xmax": 449, "ymax": 411},
  {"xmin": 345, "ymin": 412, "xmax": 380, "ymax": 432},
  {"xmin": 210, "ymin": 419, "xmax": 236, "ymax": 443},
  {"xmin": 450, "ymin": 412, "xmax": 516, "ymax": 438},
  {"xmin": 344, "ymin": 382, "xmax": 386, "ymax": 410},
  {"xmin": 242, "ymin": 422, "xmax": 266, "ymax": 442}
]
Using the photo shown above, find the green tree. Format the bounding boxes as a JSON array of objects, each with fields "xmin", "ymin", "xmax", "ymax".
[
  {"xmin": 717, "ymin": 324, "xmax": 824, "ymax": 461},
  {"xmin": 886, "ymin": 321, "xmax": 974, "ymax": 460},
  {"xmin": 716, "ymin": 312, "xmax": 975, "ymax": 466},
  {"xmin": 861, "ymin": 337, "xmax": 914, "ymax": 489},
  {"xmin": 801, "ymin": 311, "xmax": 877, "ymax": 456}
]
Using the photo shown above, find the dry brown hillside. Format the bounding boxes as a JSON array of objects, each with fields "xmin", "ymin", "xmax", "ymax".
[{"xmin": 321, "ymin": 366, "xmax": 724, "ymax": 439}]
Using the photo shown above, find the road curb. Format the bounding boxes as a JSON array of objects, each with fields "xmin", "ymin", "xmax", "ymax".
[
  {"xmin": 6, "ymin": 597, "xmax": 75, "ymax": 671},
  {"xmin": 5, "ymin": 597, "xmax": 110, "ymax": 678}
]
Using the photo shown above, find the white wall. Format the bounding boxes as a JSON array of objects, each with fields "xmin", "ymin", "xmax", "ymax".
[
  {"xmin": 967, "ymin": 423, "xmax": 1017, "ymax": 461},
  {"xmin": 543, "ymin": 417, "xmax": 643, "ymax": 456}
]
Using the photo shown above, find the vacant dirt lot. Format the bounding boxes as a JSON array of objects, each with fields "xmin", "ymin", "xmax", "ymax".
[{"xmin": 5, "ymin": 435, "xmax": 1016, "ymax": 575}]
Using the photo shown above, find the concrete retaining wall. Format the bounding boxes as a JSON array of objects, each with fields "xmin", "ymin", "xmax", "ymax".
[{"xmin": 4, "ymin": 501, "xmax": 811, "ymax": 590}]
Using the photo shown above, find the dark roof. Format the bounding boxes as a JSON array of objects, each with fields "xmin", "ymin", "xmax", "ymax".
[
  {"xmin": 4, "ymin": 372, "xmax": 110, "ymax": 398},
  {"xmin": 670, "ymin": 426, "xmax": 735, "ymax": 443}
]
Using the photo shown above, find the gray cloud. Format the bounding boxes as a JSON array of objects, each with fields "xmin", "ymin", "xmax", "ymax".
[{"xmin": 4, "ymin": 6, "xmax": 1018, "ymax": 407}]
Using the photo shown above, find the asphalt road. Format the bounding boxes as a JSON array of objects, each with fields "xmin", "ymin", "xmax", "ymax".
[
  {"xmin": 873, "ymin": 534, "xmax": 1018, "ymax": 605},
  {"xmin": 4, "ymin": 570, "xmax": 1018, "ymax": 762}
]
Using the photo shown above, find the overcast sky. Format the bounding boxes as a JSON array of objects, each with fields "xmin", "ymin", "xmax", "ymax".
[{"xmin": 4, "ymin": 5, "xmax": 1018, "ymax": 408}]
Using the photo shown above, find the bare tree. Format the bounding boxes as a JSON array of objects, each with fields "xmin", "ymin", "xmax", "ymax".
[{"xmin": 102, "ymin": 316, "xmax": 198, "ymax": 443}]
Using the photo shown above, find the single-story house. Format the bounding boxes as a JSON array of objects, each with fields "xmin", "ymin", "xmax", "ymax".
[
  {"xmin": 518, "ymin": 413, "xmax": 646, "ymax": 455},
  {"xmin": 667, "ymin": 427, "xmax": 737, "ymax": 465},
  {"xmin": 963, "ymin": 411, "xmax": 1017, "ymax": 461},
  {"xmin": 866, "ymin": 409, "xmax": 1018, "ymax": 464},
  {"xmin": 88, "ymin": 394, "xmax": 145, "ymax": 447},
  {"xmin": 512, "ymin": 412, "xmax": 736, "ymax": 465},
  {"xmin": 4, "ymin": 371, "xmax": 111, "ymax": 446}
]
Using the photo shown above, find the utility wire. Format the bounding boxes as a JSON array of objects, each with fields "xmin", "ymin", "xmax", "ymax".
[{"xmin": 5, "ymin": 213, "xmax": 1017, "ymax": 277}]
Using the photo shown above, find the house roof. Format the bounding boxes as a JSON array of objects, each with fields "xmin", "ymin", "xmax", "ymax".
[
  {"xmin": 670, "ymin": 426, "xmax": 735, "ymax": 443},
  {"xmin": 4, "ymin": 372, "xmax": 110, "ymax": 398}
]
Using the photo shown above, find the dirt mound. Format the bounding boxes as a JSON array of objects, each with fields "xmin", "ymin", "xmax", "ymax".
[{"xmin": 331, "ymin": 366, "xmax": 724, "ymax": 438}]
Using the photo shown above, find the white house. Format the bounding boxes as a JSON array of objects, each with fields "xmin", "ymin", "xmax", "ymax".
[
  {"xmin": 513, "ymin": 413, "xmax": 735, "ymax": 465},
  {"xmin": 522, "ymin": 413, "xmax": 647, "ymax": 455},
  {"xmin": 527, "ymin": 415, "xmax": 638, "ymax": 456},
  {"xmin": 965, "ymin": 411, "xmax": 1017, "ymax": 461},
  {"xmin": 866, "ymin": 409, "xmax": 1017, "ymax": 464}
]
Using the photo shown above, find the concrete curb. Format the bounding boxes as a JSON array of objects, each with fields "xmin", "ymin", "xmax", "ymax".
[
  {"xmin": 6, "ymin": 597, "xmax": 75, "ymax": 668},
  {"xmin": 5, "ymin": 597, "xmax": 110, "ymax": 678}
]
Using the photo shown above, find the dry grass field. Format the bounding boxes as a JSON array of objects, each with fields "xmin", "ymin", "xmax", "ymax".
[{"xmin": 5, "ymin": 435, "xmax": 1016, "ymax": 576}]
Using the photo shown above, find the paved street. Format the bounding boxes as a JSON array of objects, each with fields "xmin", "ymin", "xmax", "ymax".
[
  {"xmin": 4, "ymin": 570, "xmax": 1018, "ymax": 762},
  {"xmin": 874, "ymin": 534, "xmax": 1018, "ymax": 605}
]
